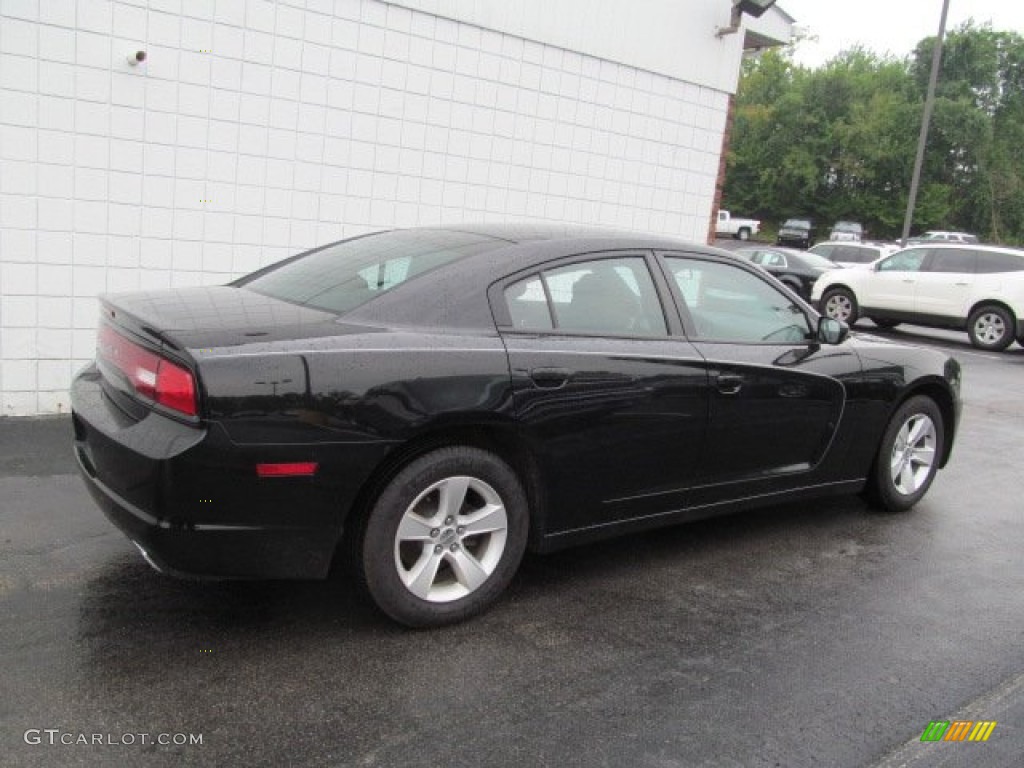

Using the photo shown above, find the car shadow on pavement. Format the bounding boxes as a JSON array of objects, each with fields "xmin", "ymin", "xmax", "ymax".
[{"xmin": 73, "ymin": 494, "xmax": 876, "ymax": 678}]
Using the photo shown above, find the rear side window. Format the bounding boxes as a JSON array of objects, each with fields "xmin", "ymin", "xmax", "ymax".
[
  {"xmin": 975, "ymin": 251, "xmax": 1024, "ymax": 273},
  {"xmin": 926, "ymin": 249, "xmax": 975, "ymax": 274},
  {"xmin": 837, "ymin": 246, "xmax": 876, "ymax": 264},
  {"xmin": 239, "ymin": 229, "xmax": 506, "ymax": 314},
  {"xmin": 504, "ymin": 257, "xmax": 667, "ymax": 337}
]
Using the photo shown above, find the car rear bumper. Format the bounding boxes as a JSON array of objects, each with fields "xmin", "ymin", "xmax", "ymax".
[{"xmin": 71, "ymin": 364, "xmax": 342, "ymax": 580}]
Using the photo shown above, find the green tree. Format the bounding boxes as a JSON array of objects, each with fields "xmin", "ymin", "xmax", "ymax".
[{"xmin": 724, "ymin": 22, "xmax": 1024, "ymax": 245}]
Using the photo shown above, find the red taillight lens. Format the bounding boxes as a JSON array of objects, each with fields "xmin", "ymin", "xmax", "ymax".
[
  {"xmin": 98, "ymin": 325, "xmax": 198, "ymax": 417},
  {"xmin": 256, "ymin": 462, "xmax": 319, "ymax": 478}
]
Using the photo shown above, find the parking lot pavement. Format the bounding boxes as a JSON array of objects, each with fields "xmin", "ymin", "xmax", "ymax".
[{"xmin": 2, "ymin": 336, "xmax": 1023, "ymax": 768}]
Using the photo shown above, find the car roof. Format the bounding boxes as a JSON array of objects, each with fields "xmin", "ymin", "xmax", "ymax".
[
  {"xmin": 344, "ymin": 225, "xmax": 737, "ymax": 330},
  {"xmin": 813, "ymin": 241, "xmax": 881, "ymax": 250},
  {"xmin": 905, "ymin": 242, "xmax": 1023, "ymax": 256}
]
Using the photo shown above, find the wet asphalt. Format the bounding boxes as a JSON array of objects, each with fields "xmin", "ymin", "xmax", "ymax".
[{"xmin": 2, "ymin": 328, "xmax": 1023, "ymax": 768}]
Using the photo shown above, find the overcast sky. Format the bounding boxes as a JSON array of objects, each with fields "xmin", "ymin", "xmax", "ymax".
[{"xmin": 778, "ymin": 0, "xmax": 1024, "ymax": 68}]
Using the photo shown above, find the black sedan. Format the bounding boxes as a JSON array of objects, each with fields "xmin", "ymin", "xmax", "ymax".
[
  {"xmin": 735, "ymin": 246, "xmax": 841, "ymax": 300},
  {"xmin": 72, "ymin": 225, "xmax": 961, "ymax": 627}
]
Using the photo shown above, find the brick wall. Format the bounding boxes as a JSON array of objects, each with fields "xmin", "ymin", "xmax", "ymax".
[{"xmin": 0, "ymin": 0, "xmax": 729, "ymax": 416}]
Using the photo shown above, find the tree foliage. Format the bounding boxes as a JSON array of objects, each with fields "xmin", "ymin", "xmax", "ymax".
[{"xmin": 723, "ymin": 22, "xmax": 1024, "ymax": 244}]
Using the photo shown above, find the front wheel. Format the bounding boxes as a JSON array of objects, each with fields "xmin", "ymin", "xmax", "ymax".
[
  {"xmin": 967, "ymin": 305, "xmax": 1014, "ymax": 351},
  {"xmin": 821, "ymin": 287, "xmax": 859, "ymax": 325},
  {"xmin": 865, "ymin": 396, "xmax": 944, "ymax": 512},
  {"xmin": 356, "ymin": 446, "xmax": 529, "ymax": 627}
]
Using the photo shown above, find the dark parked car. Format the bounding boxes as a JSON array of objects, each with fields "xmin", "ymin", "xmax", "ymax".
[
  {"xmin": 776, "ymin": 218, "xmax": 815, "ymax": 249},
  {"xmin": 72, "ymin": 225, "xmax": 961, "ymax": 627},
  {"xmin": 735, "ymin": 246, "xmax": 839, "ymax": 300}
]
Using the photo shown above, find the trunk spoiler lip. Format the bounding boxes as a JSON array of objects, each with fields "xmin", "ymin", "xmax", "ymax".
[{"xmin": 98, "ymin": 299, "xmax": 192, "ymax": 360}]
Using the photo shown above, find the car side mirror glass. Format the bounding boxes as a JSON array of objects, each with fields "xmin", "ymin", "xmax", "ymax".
[{"xmin": 818, "ymin": 316, "xmax": 849, "ymax": 345}]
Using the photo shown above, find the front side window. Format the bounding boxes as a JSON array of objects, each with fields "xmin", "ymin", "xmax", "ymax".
[
  {"xmin": 879, "ymin": 249, "xmax": 927, "ymax": 272},
  {"xmin": 664, "ymin": 257, "xmax": 811, "ymax": 344},
  {"xmin": 504, "ymin": 257, "xmax": 667, "ymax": 337}
]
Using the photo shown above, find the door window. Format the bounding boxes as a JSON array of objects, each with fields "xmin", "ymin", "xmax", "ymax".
[
  {"xmin": 925, "ymin": 249, "xmax": 975, "ymax": 274},
  {"xmin": 878, "ymin": 249, "xmax": 927, "ymax": 272},
  {"xmin": 664, "ymin": 257, "xmax": 811, "ymax": 344},
  {"xmin": 504, "ymin": 257, "xmax": 667, "ymax": 336}
]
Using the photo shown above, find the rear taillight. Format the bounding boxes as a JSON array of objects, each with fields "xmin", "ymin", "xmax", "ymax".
[{"xmin": 97, "ymin": 325, "xmax": 198, "ymax": 417}]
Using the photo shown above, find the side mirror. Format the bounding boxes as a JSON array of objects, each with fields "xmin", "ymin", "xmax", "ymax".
[{"xmin": 817, "ymin": 316, "xmax": 849, "ymax": 345}]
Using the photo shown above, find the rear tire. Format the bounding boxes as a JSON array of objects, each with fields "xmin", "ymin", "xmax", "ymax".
[
  {"xmin": 967, "ymin": 305, "xmax": 1014, "ymax": 351},
  {"xmin": 864, "ymin": 396, "xmax": 943, "ymax": 513},
  {"xmin": 737, "ymin": 227, "xmax": 751, "ymax": 241},
  {"xmin": 821, "ymin": 287, "xmax": 859, "ymax": 325},
  {"xmin": 355, "ymin": 446, "xmax": 529, "ymax": 627}
]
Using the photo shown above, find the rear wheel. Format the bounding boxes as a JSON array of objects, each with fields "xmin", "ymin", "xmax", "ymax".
[
  {"xmin": 737, "ymin": 227, "xmax": 751, "ymax": 241},
  {"xmin": 967, "ymin": 305, "xmax": 1014, "ymax": 351},
  {"xmin": 821, "ymin": 287, "xmax": 859, "ymax": 325},
  {"xmin": 355, "ymin": 446, "xmax": 529, "ymax": 627},
  {"xmin": 865, "ymin": 395, "xmax": 944, "ymax": 513}
]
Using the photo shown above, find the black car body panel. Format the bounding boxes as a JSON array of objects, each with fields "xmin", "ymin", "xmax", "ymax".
[{"xmin": 71, "ymin": 225, "xmax": 961, "ymax": 579}]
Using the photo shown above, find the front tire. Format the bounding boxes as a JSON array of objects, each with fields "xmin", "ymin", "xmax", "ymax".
[
  {"xmin": 821, "ymin": 287, "xmax": 859, "ymax": 325},
  {"xmin": 865, "ymin": 396, "xmax": 944, "ymax": 513},
  {"xmin": 967, "ymin": 305, "xmax": 1014, "ymax": 351},
  {"xmin": 356, "ymin": 446, "xmax": 529, "ymax": 627}
]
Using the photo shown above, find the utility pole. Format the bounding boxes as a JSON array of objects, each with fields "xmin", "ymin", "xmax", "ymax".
[{"xmin": 900, "ymin": 0, "xmax": 952, "ymax": 247}]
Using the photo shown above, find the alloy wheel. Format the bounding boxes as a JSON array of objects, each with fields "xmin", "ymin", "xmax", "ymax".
[
  {"xmin": 393, "ymin": 475, "xmax": 508, "ymax": 603},
  {"xmin": 972, "ymin": 312, "xmax": 1007, "ymax": 346},
  {"xmin": 888, "ymin": 413, "xmax": 937, "ymax": 495},
  {"xmin": 825, "ymin": 293, "xmax": 853, "ymax": 322}
]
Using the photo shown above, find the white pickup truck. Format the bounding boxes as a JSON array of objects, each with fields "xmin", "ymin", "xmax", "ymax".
[{"xmin": 715, "ymin": 210, "xmax": 760, "ymax": 241}]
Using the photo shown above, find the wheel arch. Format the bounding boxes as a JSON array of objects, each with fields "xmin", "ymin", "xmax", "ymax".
[
  {"xmin": 967, "ymin": 299, "xmax": 1017, "ymax": 325},
  {"xmin": 337, "ymin": 418, "xmax": 547, "ymax": 564},
  {"xmin": 889, "ymin": 378, "xmax": 958, "ymax": 468}
]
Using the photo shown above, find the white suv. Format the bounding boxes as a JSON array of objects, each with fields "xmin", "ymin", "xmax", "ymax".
[
  {"xmin": 809, "ymin": 241, "xmax": 896, "ymax": 269},
  {"xmin": 811, "ymin": 244, "xmax": 1024, "ymax": 351}
]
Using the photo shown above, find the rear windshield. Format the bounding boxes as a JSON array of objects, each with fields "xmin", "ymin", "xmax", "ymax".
[
  {"xmin": 800, "ymin": 251, "xmax": 839, "ymax": 269},
  {"xmin": 238, "ymin": 229, "xmax": 505, "ymax": 315}
]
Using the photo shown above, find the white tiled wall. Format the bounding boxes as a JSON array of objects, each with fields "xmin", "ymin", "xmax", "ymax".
[{"xmin": 0, "ymin": 0, "xmax": 729, "ymax": 416}]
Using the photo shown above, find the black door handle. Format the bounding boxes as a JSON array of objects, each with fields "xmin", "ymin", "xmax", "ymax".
[
  {"xmin": 530, "ymin": 367, "xmax": 570, "ymax": 388},
  {"xmin": 716, "ymin": 373, "xmax": 743, "ymax": 395}
]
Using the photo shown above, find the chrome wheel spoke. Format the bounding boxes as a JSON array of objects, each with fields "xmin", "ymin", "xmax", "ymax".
[
  {"xmin": 438, "ymin": 476, "xmax": 471, "ymax": 520},
  {"xmin": 912, "ymin": 443, "xmax": 936, "ymax": 461},
  {"xmin": 403, "ymin": 549, "xmax": 443, "ymax": 599},
  {"xmin": 905, "ymin": 416, "xmax": 928, "ymax": 446},
  {"xmin": 897, "ymin": 463, "xmax": 916, "ymax": 494},
  {"xmin": 460, "ymin": 502, "xmax": 507, "ymax": 537},
  {"xmin": 396, "ymin": 513, "xmax": 435, "ymax": 542},
  {"xmin": 448, "ymin": 548, "xmax": 490, "ymax": 593}
]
